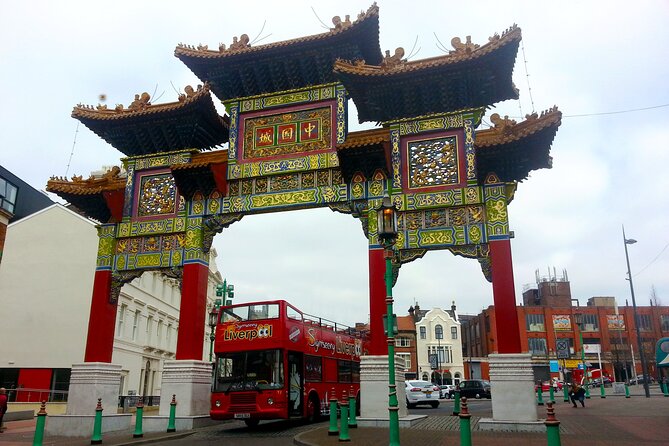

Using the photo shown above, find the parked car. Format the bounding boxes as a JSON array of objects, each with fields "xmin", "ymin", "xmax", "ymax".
[
  {"xmin": 590, "ymin": 377, "xmax": 612, "ymax": 388},
  {"xmin": 405, "ymin": 380, "xmax": 440, "ymax": 408},
  {"xmin": 458, "ymin": 379, "xmax": 491, "ymax": 399},
  {"xmin": 440, "ymin": 384, "xmax": 455, "ymax": 399},
  {"xmin": 534, "ymin": 380, "xmax": 564, "ymax": 392},
  {"xmin": 629, "ymin": 375, "xmax": 655, "ymax": 385}
]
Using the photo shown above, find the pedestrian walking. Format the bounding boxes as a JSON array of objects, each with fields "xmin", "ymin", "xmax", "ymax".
[
  {"xmin": 569, "ymin": 382, "xmax": 585, "ymax": 408},
  {"xmin": 0, "ymin": 387, "xmax": 8, "ymax": 432}
]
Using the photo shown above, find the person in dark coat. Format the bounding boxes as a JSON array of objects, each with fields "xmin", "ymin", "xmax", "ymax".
[
  {"xmin": 569, "ymin": 382, "xmax": 585, "ymax": 408},
  {"xmin": 0, "ymin": 388, "xmax": 8, "ymax": 432}
]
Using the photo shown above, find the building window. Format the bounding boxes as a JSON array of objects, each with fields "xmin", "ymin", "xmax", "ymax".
[
  {"xmin": 435, "ymin": 324, "xmax": 444, "ymax": 340},
  {"xmin": 146, "ymin": 316, "xmax": 154, "ymax": 345},
  {"xmin": 528, "ymin": 337, "xmax": 547, "ymax": 355},
  {"xmin": 637, "ymin": 314, "xmax": 652, "ymax": 331},
  {"xmin": 117, "ymin": 304, "xmax": 127, "ymax": 337},
  {"xmin": 661, "ymin": 315, "xmax": 669, "ymax": 332},
  {"xmin": 580, "ymin": 314, "xmax": 599, "ymax": 331},
  {"xmin": 167, "ymin": 323, "xmax": 172, "ymax": 349},
  {"xmin": 525, "ymin": 313, "xmax": 545, "ymax": 332},
  {"xmin": 0, "ymin": 177, "xmax": 18, "ymax": 214},
  {"xmin": 157, "ymin": 321, "xmax": 164, "ymax": 348},
  {"xmin": 397, "ymin": 353, "xmax": 411, "ymax": 370},
  {"xmin": 451, "ymin": 326, "xmax": 458, "ymax": 340},
  {"xmin": 419, "ymin": 326, "xmax": 426, "ymax": 339},
  {"xmin": 132, "ymin": 311, "xmax": 140, "ymax": 341},
  {"xmin": 395, "ymin": 337, "xmax": 411, "ymax": 347}
]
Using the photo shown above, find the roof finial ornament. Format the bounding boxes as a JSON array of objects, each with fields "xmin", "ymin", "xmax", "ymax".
[
  {"xmin": 229, "ymin": 34, "xmax": 250, "ymax": 51},
  {"xmin": 450, "ymin": 36, "xmax": 480, "ymax": 55},
  {"xmin": 381, "ymin": 47, "xmax": 405, "ymax": 70},
  {"xmin": 128, "ymin": 92, "xmax": 151, "ymax": 111},
  {"xmin": 331, "ymin": 14, "xmax": 352, "ymax": 31},
  {"xmin": 489, "ymin": 113, "xmax": 516, "ymax": 134}
]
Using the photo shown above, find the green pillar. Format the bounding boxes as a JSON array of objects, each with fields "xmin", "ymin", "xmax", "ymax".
[
  {"xmin": 338, "ymin": 392, "xmax": 350, "ymax": 442},
  {"xmin": 90, "ymin": 398, "xmax": 103, "ymax": 445},
  {"xmin": 133, "ymin": 397, "xmax": 144, "ymax": 438},
  {"xmin": 452, "ymin": 389, "xmax": 461, "ymax": 416},
  {"xmin": 459, "ymin": 397, "xmax": 472, "ymax": 446},
  {"xmin": 537, "ymin": 385, "xmax": 544, "ymax": 406},
  {"xmin": 544, "ymin": 402, "xmax": 562, "ymax": 446},
  {"xmin": 600, "ymin": 382, "xmax": 606, "ymax": 398},
  {"xmin": 549, "ymin": 384, "xmax": 555, "ymax": 403},
  {"xmin": 625, "ymin": 383, "xmax": 630, "ymax": 398},
  {"xmin": 347, "ymin": 387, "xmax": 357, "ymax": 428},
  {"xmin": 563, "ymin": 385, "xmax": 570, "ymax": 402},
  {"xmin": 167, "ymin": 394, "xmax": 177, "ymax": 433},
  {"xmin": 328, "ymin": 388, "xmax": 339, "ymax": 436},
  {"xmin": 32, "ymin": 401, "xmax": 47, "ymax": 446},
  {"xmin": 662, "ymin": 381, "xmax": 669, "ymax": 397}
]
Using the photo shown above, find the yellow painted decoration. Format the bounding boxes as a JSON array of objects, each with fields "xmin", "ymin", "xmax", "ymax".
[
  {"xmin": 251, "ymin": 190, "xmax": 317, "ymax": 208},
  {"xmin": 419, "ymin": 230, "xmax": 453, "ymax": 246}
]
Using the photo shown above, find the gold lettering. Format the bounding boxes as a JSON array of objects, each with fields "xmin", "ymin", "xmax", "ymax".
[
  {"xmin": 281, "ymin": 127, "xmax": 294, "ymax": 140},
  {"xmin": 303, "ymin": 122, "xmax": 316, "ymax": 137}
]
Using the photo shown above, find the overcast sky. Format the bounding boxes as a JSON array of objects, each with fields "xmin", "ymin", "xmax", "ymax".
[{"xmin": 2, "ymin": 1, "xmax": 668, "ymax": 327}]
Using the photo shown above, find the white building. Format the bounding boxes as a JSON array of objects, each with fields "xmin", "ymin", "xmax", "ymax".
[
  {"xmin": 0, "ymin": 203, "xmax": 223, "ymax": 401},
  {"xmin": 415, "ymin": 304, "xmax": 464, "ymax": 385}
]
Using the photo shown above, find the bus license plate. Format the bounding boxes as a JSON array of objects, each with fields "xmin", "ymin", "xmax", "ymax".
[{"xmin": 234, "ymin": 413, "xmax": 251, "ymax": 419}]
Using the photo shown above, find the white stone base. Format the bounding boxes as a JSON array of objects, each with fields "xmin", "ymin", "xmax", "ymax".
[
  {"xmin": 45, "ymin": 414, "xmax": 131, "ymax": 437},
  {"xmin": 359, "ymin": 355, "xmax": 408, "ymax": 419},
  {"xmin": 488, "ymin": 353, "xmax": 538, "ymax": 423},
  {"xmin": 142, "ymin": 415, "xmax": 220, "ymax": 432},
  {"xmin": 356, "ymin": 414, "xmax": 426, "ymax": 428},
  {"xmin": 158, "ymin": 360, "xmax": 213, "ymax": 417},
  {"xmin": 477, "ymin": 418, "xmax": 546, "ymax": 432},
  {"xmin": 65, "ymin": 362, "xmax": 122, "ymax": 416}
]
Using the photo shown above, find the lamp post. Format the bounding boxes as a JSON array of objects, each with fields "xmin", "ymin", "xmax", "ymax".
[
  {"xmin": 573, "ymin": 312, "xmax": 590, "ymax": 398},
  {"xmin": 377, "ymin": 193, "xmax": 400, "ymax": 446},
  {"xmin": 436, "ymin": 326, "xmax": 443, "ymax": 385},
  {"xmin": 208, "ymin": 306, "xmax": 219, "ymax": 362},
  {"xmin": 623, "ymin": 227, "xmax": 651, "ymax": 398}
]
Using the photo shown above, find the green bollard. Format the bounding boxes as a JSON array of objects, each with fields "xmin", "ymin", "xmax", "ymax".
[
  {"xmin": 347, "ymin": 386, "xmax": 357, "ymax": 429},
  {"xmin": 166, "ymin": 394, "xmax": 177, "ymax": 433},
  {"xmin": 90, "ymin": 398, "xmax": 103, "ymax": 445},
  {"xmin": 459, "ymin": 397, "xmax": 472, "ymax": 446},
  {"xmin": 338, "ymin": 391, "xmax": 350, "ymax": 442},
  {"xmin": 328, "ymin": 388, "xmax": 339, "ymax": 436},
  {"xmin": 585, "ymin": 382, "xmax": 591, "ymax": 399},
  {"xmin": 625, "ymin": 383, "xmax": 630, "ymax": 398},
  {"xmin": 544, "ymin": 402, "xmax": 562, "ymax": 446},
  {"xmin": 549, "ymin": 385, "xmax": 555, "ymax": 403},
  {"xmin": 563, "ymin": 385, "xmax": 570, "ymax": 402},
  {"xmin": 452, "ymin": 389, "xmax": 460, "ymax": 416},
  {"xmin": 133, "ymin": 397, "xmax": 144, "ymax": 438},
  {"xmin": 662, "ymin": 382, "xmax": 669, "ymax": 397},
  {"xmin": 537, "ymin": 385, "xmax": 544, "ymax": 406},
  {"xmin": 600, "ymin": 382, "xmax": 606, "ymax": 398},
  {"xmin": 32, "ymin": 401, "xmax": 47, "ymax": 446}
]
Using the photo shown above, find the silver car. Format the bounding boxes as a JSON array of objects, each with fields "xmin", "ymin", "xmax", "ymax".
[{"xmin": 405, "ymin": 380, "xmax": 440, "ymax": 408}]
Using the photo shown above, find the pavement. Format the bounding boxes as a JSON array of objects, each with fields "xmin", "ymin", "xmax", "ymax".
[{"xmin": 0, "ymin": 388, "xmax": 667, "ymax": 446}]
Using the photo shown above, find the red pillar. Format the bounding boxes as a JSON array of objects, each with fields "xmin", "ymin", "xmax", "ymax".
[
  {"xmin": 176, "ymin": 262, "xmax": 209, "ymax": 360},
  {"xmin": 489, "ymin": 239, "xmax": 522, "ymax": 354},
  {"xmin": 368, "ymin": 247, "xmax": 386, "ymax": 355},
  {"xmin": 84, "ymin": 270, "xmax": 116, "ymax": 363}
]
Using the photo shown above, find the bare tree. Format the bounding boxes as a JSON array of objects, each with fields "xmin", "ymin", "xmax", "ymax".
[{"xmin": 650, "ymin": 285, "xmax": 662, "ymax": 306}]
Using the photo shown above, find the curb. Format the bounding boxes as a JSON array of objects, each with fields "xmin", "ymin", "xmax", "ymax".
[
  {"xmin": 293, "ymin": 427, "xmax": 323, "ymax": 446},
  {"xmin": 103, "ymin": 431, "xmax": 196, "ymax": 446}
]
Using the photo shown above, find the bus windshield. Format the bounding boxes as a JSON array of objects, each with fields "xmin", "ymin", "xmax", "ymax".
[
  {"xmin": 214, "ymin": 349, "xmax": 284, "ymax": 392},
  {"xmin": 221, "ymin": 303, "xmax": 280, "ymax": 323}
]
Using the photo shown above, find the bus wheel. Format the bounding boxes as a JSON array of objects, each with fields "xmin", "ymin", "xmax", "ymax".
[
  {"xmin": 244, "ymin": 419, "xmax": 259, "ymax": 428},
  {"xmin": 306, "ymin": 394, "xmax": 320, "ymax": 423}
]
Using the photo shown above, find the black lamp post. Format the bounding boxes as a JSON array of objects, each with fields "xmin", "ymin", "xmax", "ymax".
[
  {"xmin": 208, "ymin": 306, "xmax": 219, "ymax": 362},
  {"xmin": 377, "ymin": 193, "xmax": 400, "ymax": 446},
  {"xmin": 623, "ymin": 226, "xmax": 650, "ymax": 398}
]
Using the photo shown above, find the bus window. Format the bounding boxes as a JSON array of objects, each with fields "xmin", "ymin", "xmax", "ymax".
[
  {"xmin": 338, "ymin": 360, "xmax": 352, "ymax": 383},
  {"xmin": 286, "ymin": 305, "xmax": 302, "ymax": 321},
  {"xmin": 213, "ymin": 349, "xmax": 283, "ymax": 392},
  {"xmin": 305, "ymin": 355, "xmax": 322, "ymax": 382},
  {"xmin": 352, "ymin": 361, "xmax": 360, "ymax": 383}
]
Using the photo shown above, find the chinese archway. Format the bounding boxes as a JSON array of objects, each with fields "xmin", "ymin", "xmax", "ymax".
[{"xmin": 47, "ymin": 4, "xmax": 560, "ymax": 422}]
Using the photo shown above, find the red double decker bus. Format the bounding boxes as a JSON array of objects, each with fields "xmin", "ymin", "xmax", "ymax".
[{"xmin": 210, "ymin": 300, "xmax": 362, "ymax": 427}]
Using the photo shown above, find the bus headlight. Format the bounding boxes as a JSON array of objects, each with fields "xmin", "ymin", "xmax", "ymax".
[
  {"xmin": 215, "ymin": 400, "xmax": 221, "ymax": 407},
  {"xmin": 267, "ymin": 398, "xmax": 274, "ymax": 405}
]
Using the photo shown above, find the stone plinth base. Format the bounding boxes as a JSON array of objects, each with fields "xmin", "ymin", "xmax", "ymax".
[
  {"xmin": 45, "ymin": 414, "xmax": 131, "ymax": 437},
  {"xmin": 488, "ymin": 353, "xmax": 538, "ymax": 423},
  {"xmin": 159, "ymin": 360, "xmax": 213, "ymax": 417},
  {"xmin": 360, "ymin": 355, "xmax": 408, "ymax": 419},
  {"xmin": 142, "ymin": 415, "xmax": 219, "ymax": 432},
  {"xmin": 65, "ymin": 362, "xmax": 122, "ymax": 416},
  {"xmin": 356, "ymin": 414, "xmax": 426, "ymax": 428},
  {"xmin": 478, "ymin": 418, "xmax": 546, "ymax": 432}
]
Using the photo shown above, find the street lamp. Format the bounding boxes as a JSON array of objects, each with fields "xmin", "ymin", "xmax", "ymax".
[
  {"xmin": 208, "ymin": 306, "xmax": 219, "ymax": 362},
  {"xmin": 377, "ymin": 193, "xmax": 400, "ymax": 446},
  {"xmin": 623, "ymin": 226, "xmax": 651, "ymax": 398},
  {"xmin": 435, "ymin": 325, "xmax": 443, "ymax": 386},
  {"xmin": 573, "ymin": 312, "xmax": 590, "ymax": 398}
]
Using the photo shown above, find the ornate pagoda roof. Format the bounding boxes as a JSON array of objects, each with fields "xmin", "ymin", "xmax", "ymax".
[
  {"xmin": 46, "ymin": 166, "xmax": 126, "ymax": 223},
  {"xmin": 475, "ymin": 107, "xmax": 562, "ymax": 182},
  {"xmin": 71, "ymin": 84, "xmax": 230, "ymax": 157},
  {"xmin": 174, "ymin": 4, "xmax": 383, "ymax": 100},
  {"xmin": 334, "ymin": 25, "xmax": 522, "ymax": 123},
  {"xmin": 334, "ymin": 106, "xmax": 561, "ymax": 184}
]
